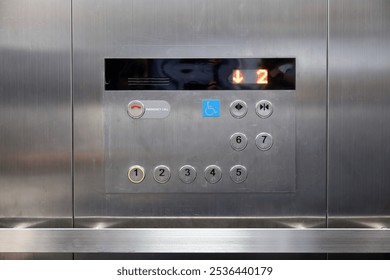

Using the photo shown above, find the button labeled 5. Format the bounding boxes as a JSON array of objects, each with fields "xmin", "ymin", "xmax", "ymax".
[{"xmin": 229, "ymin": 165, "xmax": 248, "ymax": 183}]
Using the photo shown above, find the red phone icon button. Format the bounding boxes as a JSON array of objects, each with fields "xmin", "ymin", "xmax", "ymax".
[{"xmin": 127, "ymin": 100, "xmax": 145, "ymax": 119}]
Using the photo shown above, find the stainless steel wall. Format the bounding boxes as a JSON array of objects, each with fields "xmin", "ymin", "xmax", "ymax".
[
  {"xmin": 0, "ymin": 0, "xmax": 72, "ymax": 228},
  {"xmin": 328, "ymin": 0, "xmax": 390, "ymax": 227},
  {"xmin": 73, "ymin": 0, "xmax": 327, "ymax": 228}
]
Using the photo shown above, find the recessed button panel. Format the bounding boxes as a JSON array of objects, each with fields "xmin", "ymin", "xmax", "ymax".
[
  {"xmin": 229, "ymin": 100, "xmax": 248, "ymax": 118},
  {"xmin": 128, "ymin": 165, "xmax": 145, "ymax": 184},
  {"xmin": 256, "ymin": 100, "xmax": 273, "ymax": 119},
  {"xmin": 105, "ymin": 92, "xmax": 296, "ymax": 193},
  {"xmin": 204, "ymin": 165, "xmax": 222, "ymax": 184},
  {"xmin": 179, "ymin": 165, "xmax": 197, "ymax": 184},
  {"xmin": 229, "ymin": 165, "xmax": 248, "ymax": 183},
  {"xmin": 230, "ymin": 132, "xmax": 248, "ymax": 151},
  {"xmin": 255, "ymin": 132, "xmax": 273, "ymax": 151},
  {"xmin": 127, "ymin": 100, "xmax": 145, "ymax": 119},
  {"xmin": 153, "ymin": 165, "xmax": 171, "ymax": 184}
]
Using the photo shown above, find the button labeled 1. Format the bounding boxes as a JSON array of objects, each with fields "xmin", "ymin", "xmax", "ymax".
[
  {"xmin": 255, "ymin": 132, "xmax": 273, "ymax": 151},
  {"xmin": 229, "ymin": 165, "xmax": 248, "ymax": 183},
  {"xmin": 153, "ymin": 165, "xmax": 171, "ymax": 184},
  {"xmin": 204, "ymin": 165, "xmax": 222, "ymax": 184},
  {"xmin": 128, "ymin": 165, "xmax": 145, "ymax": 184},
  {"xmin": 179, "ymin": 165, "xmax": 197, "ymax": 184}
]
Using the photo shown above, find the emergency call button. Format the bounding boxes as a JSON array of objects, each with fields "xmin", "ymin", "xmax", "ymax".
[{"xmin": 127, "ymin": 100, "xmax": 145, "ymax": 119}]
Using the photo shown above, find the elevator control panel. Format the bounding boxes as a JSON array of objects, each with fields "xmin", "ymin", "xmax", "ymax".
[{"xmin": 104, "ymin": 58, "xmax": 296, "ymax": 193}]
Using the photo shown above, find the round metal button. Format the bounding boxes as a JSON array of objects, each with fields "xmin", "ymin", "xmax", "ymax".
[
  {"xmin": 128, "ymin": 165, "xmax": 145, "ymax": 184},
  {"xmin": 229, "ymin": 165, "xmax": 248, "ymax": 183},
  {"xmin": 255, "ymin": 132, "xmax": 273, "ymax": 151},
  {"xmin": 179, "ymin": 165, "xmax": 197, "ymax": 184},
  {"xmin": 230, "ymin": 132, "xmax": 248, "ymax": 151},
  {"xmin": 127, "ymin": 100, "xmax": 145, "ymax": 119},
  {"xmin": 153, "ymin": 165, "xmax": 171, "ymax": 184},
  {"xmin": 204, "ymin": 165, "xmax": 222, "ymax": 184},
  {"xmin": 255, "ymin": 100, "xmax": 273, "ymax": 119},
  {"xmin": 230, "ymin": 100, "xmax": 248, "ymax": 119}
]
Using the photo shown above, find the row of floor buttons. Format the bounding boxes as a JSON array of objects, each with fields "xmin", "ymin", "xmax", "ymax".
[
  {"xmin": 230, "ymin": 100, "xmax": 273, "ymax": 119},
  {"xmin": 128, "ymin": 165, "xmax": 247, "ymax": 184},
  {"xmin": 230, "ymin": 132, "xmax": 273, "ymax": 151}
]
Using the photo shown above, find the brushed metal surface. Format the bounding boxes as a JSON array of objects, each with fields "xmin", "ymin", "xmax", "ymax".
[
  {"xmin": 0, "ymin": 253, "xmax": 72, "ymax": 260},
  {"xmin": 0, "ymin": 0, "xmax": 72, "ymax": 227},
  {"xmin": 104, "ymin": 90, "xmax": 295, "ymax": 193},
  {"xmin": 1, "ymin": 229, "xmax": 390, "ymax": 253},
  {"xmin": 328, "ymin": 0, "xmax": 390, "ymax": 227},
  {"xmin": 73, "ymin": 0, "xmax": 327, "ymax": 226}
]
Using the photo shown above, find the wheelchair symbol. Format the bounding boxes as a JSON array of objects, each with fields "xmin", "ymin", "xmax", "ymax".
[{"xmin": 202, "ymin": 100, "xmax": 220, "ymax": 117}]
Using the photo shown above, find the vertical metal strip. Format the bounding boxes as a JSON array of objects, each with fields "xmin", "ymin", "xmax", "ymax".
[
  {"xmin": 71, "ymin": 0, "xmax": 74, "ymax": 229},
  {"xmin": 326, "ymin": 0, "xmax": 330, "ymax": 229}
]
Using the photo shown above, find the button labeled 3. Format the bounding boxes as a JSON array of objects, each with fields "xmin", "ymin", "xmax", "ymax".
[
  {"xmin": 256, "ymin": 100, "xmax": 273, "ymax": 119},
  {"xmin": 256, "ymin": 132, "xmax": 273, "ymax": 150},
  {"xmin": 179, "ymin": 165, "xmax": 197, "ymax": 184},
  {"xmin": 153, "ymin": 165, "xmax": 171, "ymax": 184},
  {"xmin": 230, "ymin": 132, "xmax": 248, "ymax": 151},
  {"xmin": 229, "ymin": 165, "xmax": 248, "ymax": 183},
  {"xmin": 127, "ymin": 100, "xmax": 145, "ymax": 119},
  {"xmin": 128, "ymin": 165, "xmax": 145, "ymax": 184},
  {"xmin": 204, "ymin": 165, "xmax": 222, "ymax": 184}
]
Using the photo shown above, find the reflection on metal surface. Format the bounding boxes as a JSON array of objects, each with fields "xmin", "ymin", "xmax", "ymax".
[
  {"xmin": 328, "ymin": 0, "xmax": 390, "ymax": 228},
  {"xmin": 105, "ymin": 58, "xmax": 295, "ymax": 90},
  {"xmin": 0, "ymin": 229, "xmax": 390, "ymax": 253},
  {"xmin": 0, "ymin": 0, "xmax": 72, "ymax": 228},
  {"xmin": 328, "ymin": 217, "xmax": 390, "ymax": 229},
  {"xmin": 75, "ymin": 217, "xmax": 325, "ymax": 228},
  {"xmin": 77, "ymin": 0, "xmax": 326, "ymax": 219}
]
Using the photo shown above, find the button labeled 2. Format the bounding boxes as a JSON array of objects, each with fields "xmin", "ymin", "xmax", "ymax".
[
  {"xmin": 128, "ymin": 165, "xmax": 145, "ymax": 184},
  {"xmin": 153, "ymin": 165, "xmax": 171, "ymax": 184}
]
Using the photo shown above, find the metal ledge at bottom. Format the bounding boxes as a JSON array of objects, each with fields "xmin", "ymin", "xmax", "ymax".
[{"xmin": 0, "ymin": 229, "xmax": 389, "ymax": 253}]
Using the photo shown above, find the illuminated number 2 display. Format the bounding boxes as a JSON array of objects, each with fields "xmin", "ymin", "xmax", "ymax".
[
  {"xmin": 231, "ymin": 69, "xmax": 268, "ymax": 85},
  {"xmin": 256, "ymin": 69, "xmax": 268, "ymax": 84}
]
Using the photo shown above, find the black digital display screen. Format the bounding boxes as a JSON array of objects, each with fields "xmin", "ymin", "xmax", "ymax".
[{"xmin": 105, "ymin": 58, "xmax": 295, "ymax": 91}]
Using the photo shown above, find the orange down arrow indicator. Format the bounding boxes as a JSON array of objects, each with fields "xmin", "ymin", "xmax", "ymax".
[{"xmin": 232, "ymin": 69, "xmax": 244, "ymax": 84}]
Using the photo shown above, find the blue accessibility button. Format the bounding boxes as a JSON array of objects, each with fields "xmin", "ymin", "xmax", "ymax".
[{"xmin": 202, "ymin": 100, "xmax": 220, "ymax": 117}]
